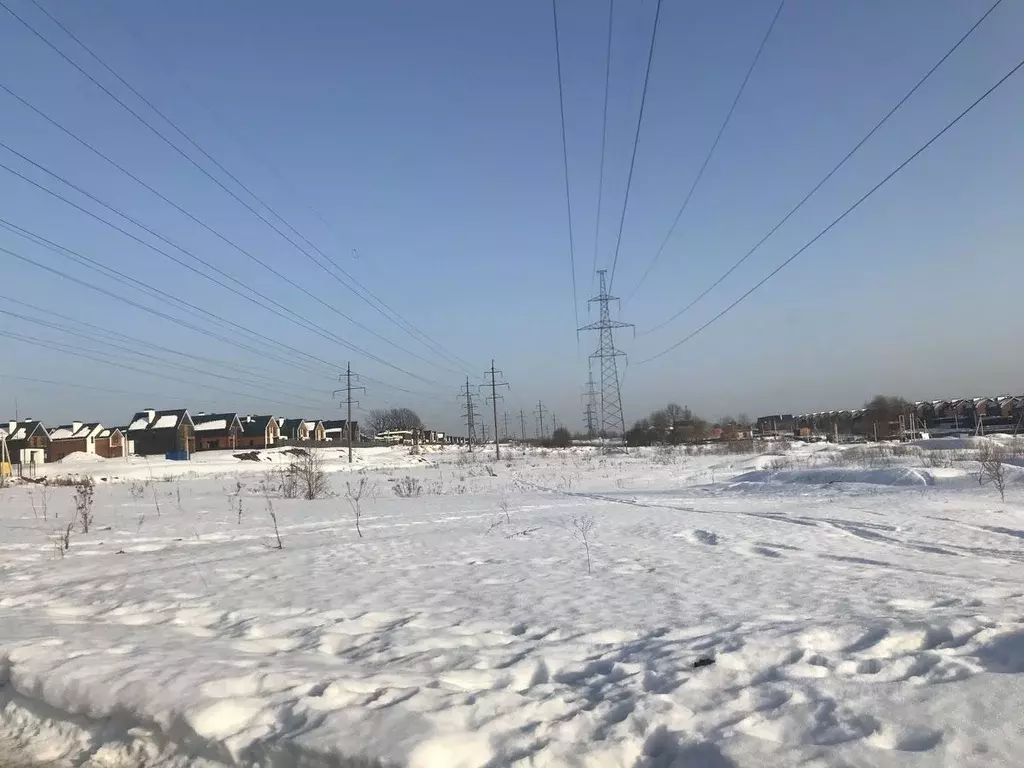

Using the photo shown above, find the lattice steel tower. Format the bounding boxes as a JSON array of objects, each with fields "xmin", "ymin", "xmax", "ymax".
[{"xmin": 579, "ymin": 269, "xmax": 632, "ymax": 439}]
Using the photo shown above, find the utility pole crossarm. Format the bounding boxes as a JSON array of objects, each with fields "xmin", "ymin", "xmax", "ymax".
[
  {"xmin": 332, "ymin": 362, "xmax": 366, "ymax": 463},
  {"xmin": 480, "ymin": 359, "xmax": 510, "ymax": 460}
]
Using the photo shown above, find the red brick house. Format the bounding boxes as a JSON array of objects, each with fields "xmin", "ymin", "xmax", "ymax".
[
  {"xmin": 239, "ymin": 415, "xmax": 280, "ymax": 449},
  {"xmin": 95, "ymin": 427, "xmax": 127, "ymax": 458},
  {"xmin": 47, "ymin": 422, "xmax": 104, "ymax": 462},
  {"xmin": 192, "ymin": 413, "xmax": 243, "ymax": 451}
]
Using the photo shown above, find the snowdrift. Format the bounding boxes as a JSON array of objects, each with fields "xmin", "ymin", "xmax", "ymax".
[{"xmin": 733, "ymin": 467, "xmax": 937, "ymax": 486}]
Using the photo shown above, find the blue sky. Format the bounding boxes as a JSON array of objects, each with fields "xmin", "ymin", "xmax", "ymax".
[{"xmin": 1, "ymin": 0, "xmax": 1022, "ymax": 434}]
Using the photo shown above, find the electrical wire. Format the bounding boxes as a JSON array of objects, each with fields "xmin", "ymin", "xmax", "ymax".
[
  {"xmin": 641, "ymin": 0, "xmax": 1005, "ymax": 336},
  {"xmin": 1, "ymin": 224, "xmax": 459, "ymax": 403},
  {"xmin": 591, "ymin": 0, "xmax": 615, "ymax": 288},
  {"xmin": 7, "ymin": 0, "xmax": 474, "ymax": 375},
  {"xmin": 607, "ymin": 0, "xmax": 663, "ymax": 290},
  {"xmin": 624, "ymin": 0, "xmax": 786, "ymax": 305},
  {"xmin": 0, "ymin": 328, "xmax": 333, "ymax": 412},
  {"xmin": 550, "ymin": 0, "xmax": 580, "ymax": 330},
  {"xmin": 638, "ymin": 52, "xmax": 1024, "ymax": 364},
  {"xmin": 0, "ymin": 304, "xmax": 328, "ymax": 402},
  {"xmin": 0, "ymin": 150, "xmax": 449, "ymax": 386},
  {"xmin": 0, "ymin": 83, "xmax": 463, "ymax": 378}
]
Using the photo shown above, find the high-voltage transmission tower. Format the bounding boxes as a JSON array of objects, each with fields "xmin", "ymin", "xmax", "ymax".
[
  {"xmin": 480, "ymin": 360, "xmax": 510, "ymax": 459},
  {"xmin": 535, "ymin": 401, "xmax": 548, "ymax": 440},
  {"xmin": 582, "ymin": 370, "xmax": 598, "ymax": 438},
  {"xmin": 458, "ymin": 377, "xmax": 481, "ymax": 451},
  {"xmin": 332, "ymin": 362, "xmax": 366, "ymax": 464},
  {"xmin": 579, "ymin": 269, "xmax": 632, "ymax": 442}
]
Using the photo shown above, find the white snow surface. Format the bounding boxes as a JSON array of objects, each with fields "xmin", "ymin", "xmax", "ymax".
[
  {"xmin": 2, "ymin": 443, "xmax": 1024, "ymax": 766},
  {"xmin": 193, "ymin": 420, "xmax": 229, "ymax": 433},
  {"xmin": 152, "ymin": 414, "xmax": 180, "ymax": 430}
]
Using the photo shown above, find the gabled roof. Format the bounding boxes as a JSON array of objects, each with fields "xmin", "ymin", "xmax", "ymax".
[
  {"xmin": 48, "ymin": 422, "xmax": 102, "ymax": 441},
  {"xmin": 279, "ymin": 418, "xmax": 305, "ymax": 432},
  {"xmin": 241, "ymin": 415, "xmax": 277, "ymax": 437},
  {"xmin": 3, "ymin": 420, "xmax": 48, "ymax": 441},
  {"xmin": 128, "ymin": 409, "xmax": 191, "ymax": 433},
  {"xmin": 322, "ymin": 419, "xmax": 351, "ymax": 430},
  {"xmin": 192, "ymin": 412, "xmax": 241, "ymax": 435}
]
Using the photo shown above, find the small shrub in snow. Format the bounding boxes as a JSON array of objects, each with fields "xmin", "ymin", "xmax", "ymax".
[
  {"xmin": 392, "ymin": 476, "xmax": 422, "ymax": 498},
  {"xmin": 74, "ymin": 477, "xmax": 95, "ymax": 534},
  {"xmin": 497, "ymin": 492, "xmax": 510, "ymax": 525},
  {"xmin": 345, "ymin": 477, "xmax": 376, "ymax": 538},
  {"xmin": 129, "ymin": 481, "xmax": 146, "ymax": 502},
  {"xmin": 289, "ymin": 448, "xmax": 330, "ymax": 500},
  {"xmin": 265, "ymin": 495, "xmax": 283, "ymax": 550},
  {"xmin": 979, "ymin": 444, "xmax": 1008, "ymax": 502},
  {"xmin": 29, "ymin": 486, "xmax": 51, "ymax": 520},
  {"xmin": 572, "ymin": 514, "xmax": 595, "ymax": 575}
]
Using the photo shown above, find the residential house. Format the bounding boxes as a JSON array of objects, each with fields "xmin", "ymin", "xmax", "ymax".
[
  {"xmin": 47, "ymin": 422, "xmax": 104, "ymax": 462},
  {"xmin": 756, "ymin": 414, "xmax": 795, "ymax": 437},
  {"xmin": 239, "ymin": 415, "xmax": 280, "ymax": 449},
  {"xmin": 304, "ymin": 420, "xmax": 326, "ymax": 442},
  {"xmin": 3, "ymin": 420, "xmax": 49, "ymax": 465},
  {"xmin": 322, "ymin": 419, "xmax": 357, "ymax": 443},
  {"xmin": 114, "ymin": 427, "xmax": 135, "ymax": 456},
  {"xmin": 95, "ymin": 427, "xmax": 127, "ymax": 459},
  {"xmin": 192, "ymin": 412, "xmax": 243, "ymax": 451},
  {"xmin": 127, "ymin": 409, "xmax": 195, "ymax": 457},
  {"xmin": 278, "ymin": 419, "xmax": 309, "ymax": 441}
]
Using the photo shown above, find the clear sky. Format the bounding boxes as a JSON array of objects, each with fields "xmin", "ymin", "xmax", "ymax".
[{"xmin": 1, "ymin": 0, "xmax": 1022, "ymax": 435}]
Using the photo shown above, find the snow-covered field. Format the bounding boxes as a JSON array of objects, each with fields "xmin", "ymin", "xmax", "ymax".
[{"xmin": 2, "ymin": 441, "xmax": 1023, "ymax": 766}]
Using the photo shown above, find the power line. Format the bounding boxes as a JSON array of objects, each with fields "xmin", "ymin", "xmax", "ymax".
[
  {"xmin": 641, "ymin": 0, "xmax": 1006, "ymax": 336},
  {"xmin": 0, "ymin": 328, "xmax": 332, "ymax": 412},
  {"xmin": 0, "ymin": 223, "xmax": 343, "ymax": 381},
  {"xmin": 607, "ymin": 0, "xmax": 663, "ymax": 290},
  {"xmin": 624, "ymin": 0, "xmax": 786, "ymax": 304},
  {"xmin": 0, "ymin": 83, "xmax": 463, "ymax": 379},
  {"xmin": 551, "ymin": 0, "xmax": 580, "ymax": 329},
  {"xmin": 0, "ymin": 150, "xmax": 447, "ymax": 387},
  {"xmin": 0, "ymin": 299, "xmax": 324, "ymax": 399},
  {"xmin": 2, "ymin": 0, "xmax": 474, "ymax": 376},
  {"xmin": 591, "ymin": 0, "xmax": 615, "ymax": 287},
  {"xmin": 639, "ymin": 51, "xmax": 1024, "ymax": 364}
]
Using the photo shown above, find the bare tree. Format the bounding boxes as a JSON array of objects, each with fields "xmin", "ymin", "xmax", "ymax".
[
  {"xmin": 572, "ymin": 514, "xmax": 595, "ymax": 575},
  {"xmin": 497, "ymin": 491, "xmax": 510, "ymax": 525},
  {"xmin": 290, "ymin": 448, "xmax": 331, "ymax": 500},
  {"xmin": 345, "ymin": 476, "xmax": 375, "ymax": 538},
  {"xmin": 980, "ymin": 444, "xmax": 1008, "ymax": 502},
  {"xmin": 74, "ymin": 477, "xmax": 95, "ymax": 533},
  {"xmin": 366, "ymin": 407, "xmax": 423, "ymax": 437}
]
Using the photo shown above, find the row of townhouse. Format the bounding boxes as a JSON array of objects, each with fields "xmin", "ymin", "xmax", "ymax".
[
  {"xmin": 759, "ymin": 395, "xmax": 1023, "ymax": 440},
  {"xmin": 0, "ymin": 408, "xmax": 362, "ymax": 466}
]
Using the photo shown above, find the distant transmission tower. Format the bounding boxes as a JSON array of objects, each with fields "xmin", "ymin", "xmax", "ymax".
[
  {"xmin": 458, "ymin": 377, "xmax": 481, "ymax": 451},
  {"xmin": 579, "ymin": 269, "xmax": 632, "ymax": 441},
  {"xmin": 582, "ymin": 370, "xmax": 598, "ymax": 438}
]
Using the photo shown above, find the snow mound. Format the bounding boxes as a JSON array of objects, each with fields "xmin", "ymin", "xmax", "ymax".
[
  {"xmin": 733, "ymin": 467, "xmax": 936, "ymax": 487},
  {"xmin": 56, "ymin": 451, "xmax": 103, "ymax": 464}
]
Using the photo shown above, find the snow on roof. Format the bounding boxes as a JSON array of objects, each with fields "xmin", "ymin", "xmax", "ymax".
[
  {"xmin": 152, "ymin": 414, "xmax": 180, "ymax": 430},
  {"xmin": 129, "ymin": 416, "xmax": 150, "ymax": 431},
  {"xmin": 47, "ymin": 427, "xmax": 75, "ymax": 440},
  {"xmin": 193, "ymin": 419, "xmax": 227, "ymax": 432}
]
